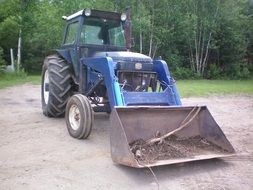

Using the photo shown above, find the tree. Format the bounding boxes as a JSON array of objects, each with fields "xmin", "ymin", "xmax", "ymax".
[
  {"xmin": 182, "ymin": 0, "xmax": 221, "ymax": 76},
  {"xmin": 0, "ymin": 46, "xmax": 7, "ymax": 66},
  {"xmin": 0, "ymin": 0, "xmax": 251, "ymax": 78}
]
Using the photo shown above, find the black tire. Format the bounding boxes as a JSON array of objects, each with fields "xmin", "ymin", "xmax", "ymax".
[
  {"xmin": 41, "ymin": 54, "xmax": 72, "ymax": 117},
  {"xmin": 65, "ymin": 94, "xmax": 93, "ymax": 139}
]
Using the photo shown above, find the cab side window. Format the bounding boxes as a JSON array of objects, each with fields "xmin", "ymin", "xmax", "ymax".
[{"xmin": 64, "ymin": 22, "xmax": 79, "ymax": 45}]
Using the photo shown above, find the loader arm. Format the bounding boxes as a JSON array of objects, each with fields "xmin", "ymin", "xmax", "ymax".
[
  {"xmin": 153, "ymin": 60, "xmax": 181, "ymax": 105},
  {"xmin": 82, "ymin": 57, "xmax": 182, "ymax": 107},
  {"xmin": 82, "ymin": 57, "xmax": 124, "ymax": 107}
]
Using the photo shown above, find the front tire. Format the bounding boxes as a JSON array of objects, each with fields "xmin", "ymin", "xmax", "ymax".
[
  {"xmin": 65, "ymin": 94, "xmax": 93, "ymax": 139},
  {"xmin": 41, "ymin": 54, "xmax": 72, "ymax": 117}
]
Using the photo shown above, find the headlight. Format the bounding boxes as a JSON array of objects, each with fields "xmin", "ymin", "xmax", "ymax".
[
  {"xmin": 84, "ymin": 9, "xmax": 91, "ymax": 16},
  {"xmin": 121, "ymin": 13, "xmax": 127, "ymax": 21}
]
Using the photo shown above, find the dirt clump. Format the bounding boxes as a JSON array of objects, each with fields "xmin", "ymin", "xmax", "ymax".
[{"xmin": 130, "ymin": 135, "xmax": 227, "ymax": 164}]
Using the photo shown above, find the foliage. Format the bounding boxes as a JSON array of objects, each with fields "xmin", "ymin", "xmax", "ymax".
[
  {"xmin": 173, "ymin": 67, "xmax": 200, "ymax": 80},
  {"xmin": 224, "ymin": 62, "xmax": 251, "ymax": 79},
  {"xmin": 0, "ymin": 46, "xmax": 7, "ymax": 74},
  {"xmin": 0, "ymin": 46, "xmax": 6, "ymax": 65},
  {"xmin": 205, "ymin": 64, "xmax": 221, "ymax": 79},
  {"xmin": 0, "ymin": 0, "xmax": 252, "ymax": 79}
]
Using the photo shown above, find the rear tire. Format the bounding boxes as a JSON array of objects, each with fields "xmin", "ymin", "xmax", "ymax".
[
  {"xmin": 65, "ymin": 94, "xmax": 93, "ymax": 139},
  {"xmin": 41, "ymin": 54, "xmax": 72, "ymax": 117}
]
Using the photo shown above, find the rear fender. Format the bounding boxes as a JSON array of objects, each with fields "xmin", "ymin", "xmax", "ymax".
[
  {"xmin": 56, "ymin": 49, "xmax": 72, "ymax": 63},
  {"xmin": 55, "ymin": 49, "xmax": 78, "ymax": 84}
]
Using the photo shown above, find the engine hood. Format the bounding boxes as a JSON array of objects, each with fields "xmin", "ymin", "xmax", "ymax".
[{"xmin": 92, "ymin": 51, "xmax": 152, "ymax": 63}]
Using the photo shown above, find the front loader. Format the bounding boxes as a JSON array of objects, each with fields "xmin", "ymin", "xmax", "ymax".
[{"xmin": 41, "ymin": 9, "xmax": 235, "ymax": 168}]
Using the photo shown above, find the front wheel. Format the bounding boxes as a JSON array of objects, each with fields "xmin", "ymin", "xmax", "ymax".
[{"xmin": 65, "ymin": 94, "xmax": 94, "ymax": 139}]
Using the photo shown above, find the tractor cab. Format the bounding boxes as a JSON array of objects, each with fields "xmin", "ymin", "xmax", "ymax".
[
  {"xmin": 58, "ymin": 9, "xmax": 134, "ymax": 78},
  {"xmin": 63, "ymin": 9, "xmax": 129, "ymax": 47},
  {"xmin": 59, "ymin": 9, "xmax": 154, "ymax": 93},
  {"xmin": 61, "ymin": 10, "xmax": 130, "ymax": 55}
]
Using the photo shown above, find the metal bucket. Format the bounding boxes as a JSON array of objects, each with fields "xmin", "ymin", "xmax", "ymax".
[{"xmin": 110, "ymin": 106, "xmax": 235, "ymax": 168}]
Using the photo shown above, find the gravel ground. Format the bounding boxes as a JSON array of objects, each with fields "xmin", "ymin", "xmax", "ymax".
[{"xmin": 0, "ymin": 84, "xmax": 252, "ymax": 190}]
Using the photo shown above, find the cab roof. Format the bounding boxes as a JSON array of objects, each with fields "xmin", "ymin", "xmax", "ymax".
[{"xmin": 63, "ymin": 9, "xmax": 122, "ymax": 21}]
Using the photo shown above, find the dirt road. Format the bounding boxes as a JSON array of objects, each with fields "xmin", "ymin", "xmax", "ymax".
[{"xmin": 0, "ymin": 84, "xmax": 252, "ymax": 190}]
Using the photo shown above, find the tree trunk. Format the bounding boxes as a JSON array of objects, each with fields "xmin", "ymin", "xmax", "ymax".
[
  {"xmin": 189, "ymin": 0, "xmax": 220, "ymax": 76},
  {"xmin": 17, "ymin": 29, "xmax": 21, "ymax": 73},
  {"xmin": 148, "ymin": 0, "xmax": 154, "ymax": 57},
  {"xmin": 152, "ymin": 43, "xmax": 158, "ymax": 59},
  {"xmin": 138, "ymin": 0, "xmax": 143, "ymax": 53},
  {"xmin": 140, "ymin": 30, "xmax": 143, "ymax": 53}
]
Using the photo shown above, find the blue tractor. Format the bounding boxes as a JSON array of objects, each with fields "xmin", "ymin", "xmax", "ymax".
[{"xmin": 41, "ymin": 9, "xmax": 234, "ymax": 168}]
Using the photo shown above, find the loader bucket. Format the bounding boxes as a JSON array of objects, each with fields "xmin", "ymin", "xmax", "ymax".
[{"xmin": 110, "ymin": 106, "xmax": 235, "ymax": 168}]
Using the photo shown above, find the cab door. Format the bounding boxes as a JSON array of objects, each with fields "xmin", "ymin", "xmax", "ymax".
[{"xmin": 62, "ymin": 19, "xmax": 81, "ymax": 79}]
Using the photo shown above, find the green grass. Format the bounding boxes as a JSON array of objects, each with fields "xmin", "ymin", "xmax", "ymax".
[
  {"xmin": 0, "ymin": 73, "xmax": 252, "ymax": 98},
  {"xmin": 0, "ymin": 73, "xmax": 40, "ymax": 89},
  {"xmin": 177, "ymin": 80, "xmax": 253, "ymax": 97}
]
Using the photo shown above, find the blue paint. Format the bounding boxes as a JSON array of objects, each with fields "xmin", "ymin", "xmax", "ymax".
[
  {"xmin": 56, "ymin": 49, "xmax": 72, "ymax": 63},
  {"xmin": 153, "ymin": 60, "xmax": 181, "ymax": 105},
  {"xmin": 123, "ymin": 87, "xmax": 171, "ymax": 105},
  {"xmin": 114, "ymin": 81, "xmax": 124, "ymax": 106},
  {"xmin": 81, "ymin": 57, "xmax": 182, "ymax": 109},
  {"xmin": 81, "ymin": 57, "xmax": 124, "ymax": 107}
]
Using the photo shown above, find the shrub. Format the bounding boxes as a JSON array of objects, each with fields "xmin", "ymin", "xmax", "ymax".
[
  {"xmin": 224, "ymin": 62, "xmax": 251, "ymax": 79},
  {"xmin": 172, "ymin": 67, "xmax": 200, "ymax": 80},
  {"xmin": 205, "ymin": 64, "xmax": 221, "ymax": 79},
  {"xmin": 0, "ymin": 47, "xmax": 7, "ymax": 75}
]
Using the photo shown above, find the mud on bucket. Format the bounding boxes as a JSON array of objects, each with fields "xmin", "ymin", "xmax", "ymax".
[{"xmin": 109, "ymin": 106, "xmax": 235, "ymax": 168}]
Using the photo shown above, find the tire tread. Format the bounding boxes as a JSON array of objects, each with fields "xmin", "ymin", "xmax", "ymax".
[{"xmin": 41, "ymin": 54, "xmax": 72, "ymax": 117}]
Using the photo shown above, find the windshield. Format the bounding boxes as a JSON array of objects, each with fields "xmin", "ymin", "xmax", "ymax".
[{"xmin": 80, "ymin": 17, "xmax": 126, "ymax": 47}]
